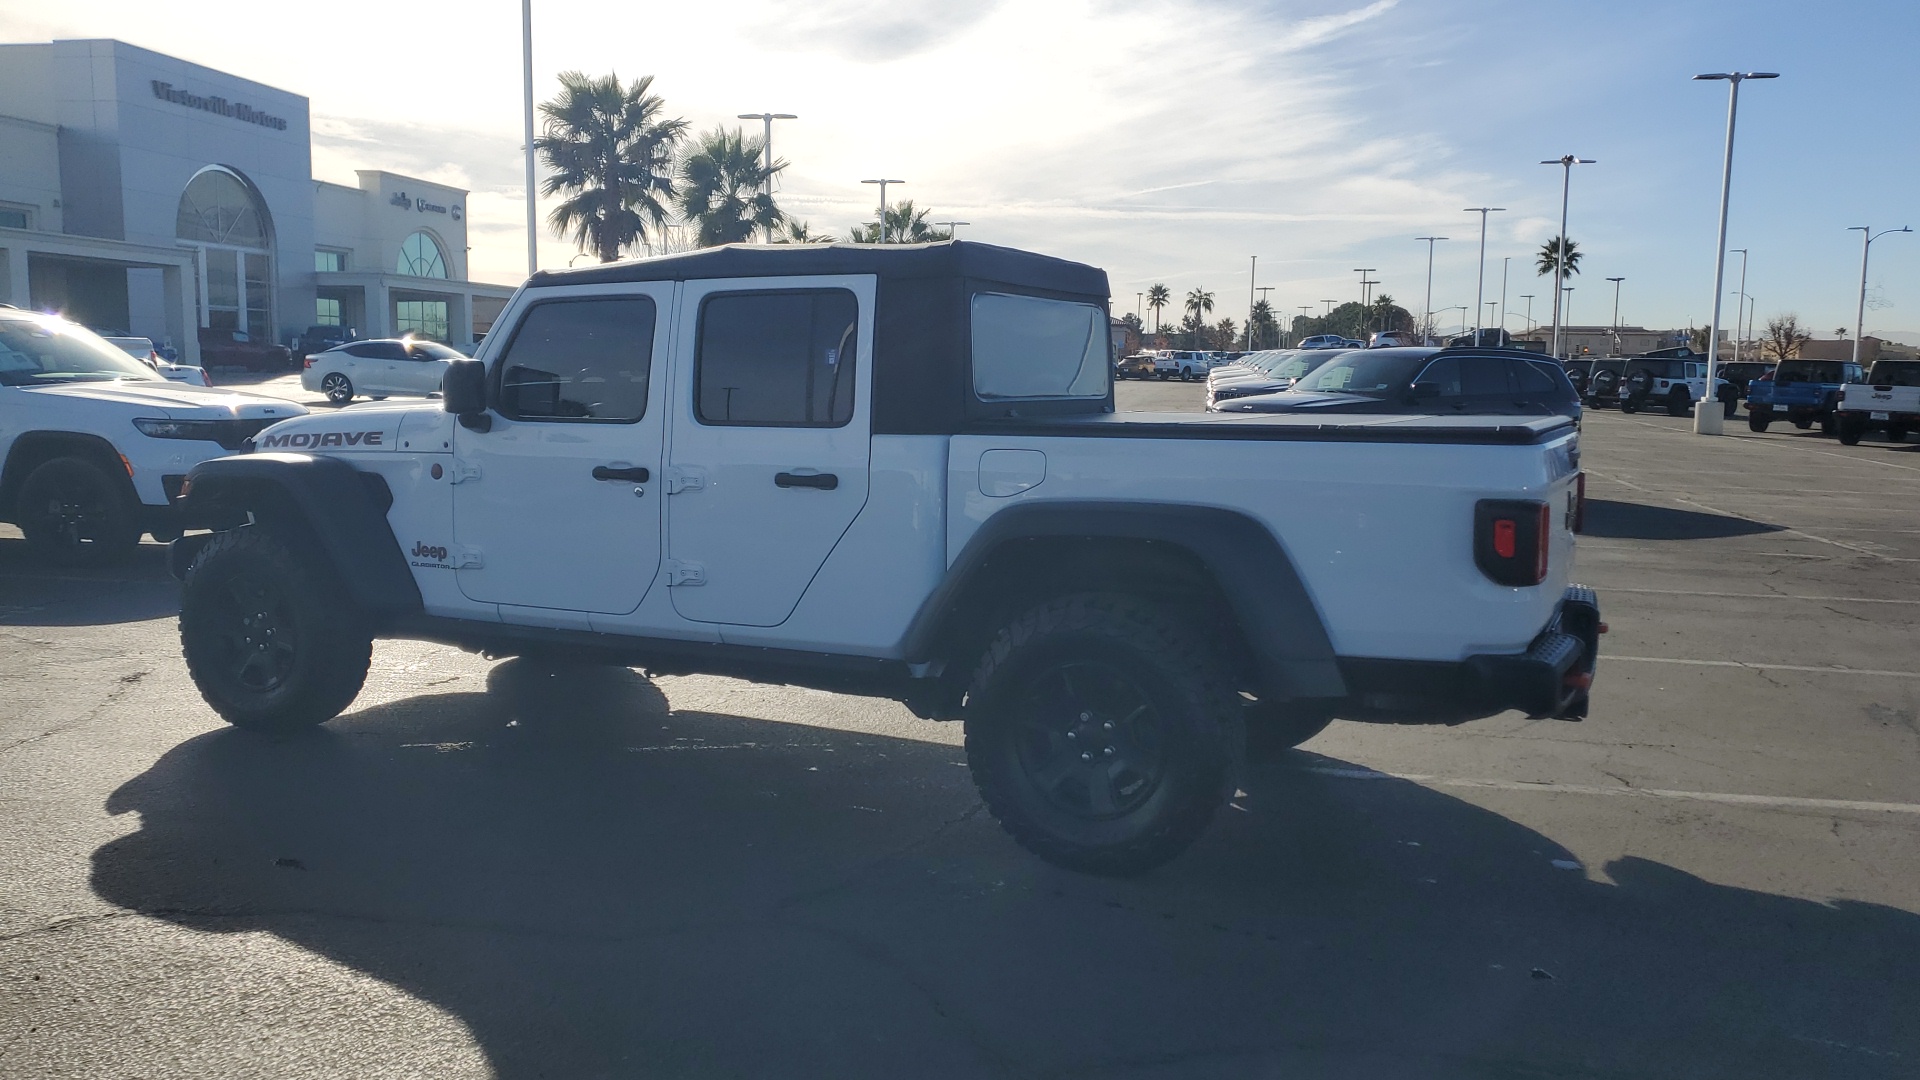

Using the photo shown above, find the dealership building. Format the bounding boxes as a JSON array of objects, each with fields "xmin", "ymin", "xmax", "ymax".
[{"xmin": 0, "ymin": 39, "xmax": 515, "ymax": 364}]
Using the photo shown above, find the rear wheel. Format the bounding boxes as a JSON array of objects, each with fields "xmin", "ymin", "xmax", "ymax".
[
  {"xmin": 16, "ymin": 456, "xmax": 141, "ymax": 566},
  {"xmin": 1719, "ymin": 388, "xmax": 1738, "ymax": 418},
  {"xmin": 321, "ymin": 372, "xmax": 354, "ymax": 404},
  {"xmin": 1666, "ymin": 388, "xmax": 1690, "ymax": 417},
  {"xmin": 179, "ymin": 527, "xmax": 372, "ymax": 733},
  {"xmin": 964, "ymin": 594, "xmax": 1241, "ymax": 876},
  {"xmin": 1793, "ymin": 418, "xmax": 1813, "ymax": 430},
  {"xmin": 1820, "ymin": 414, "xmax": 1838, "ymax": 436},
  {"xmin": 1620, "ymin": 396, "xmax": 1640, "ymax": 414},
  {"xmin": 1838, "ymin": 416, "xmax": 1867, "ymax": 446}
]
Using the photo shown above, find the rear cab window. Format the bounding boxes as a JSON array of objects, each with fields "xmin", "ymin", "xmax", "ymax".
[{"xmin": 971, "ymin": 292, "xmax": 1109, "ymax": 403}]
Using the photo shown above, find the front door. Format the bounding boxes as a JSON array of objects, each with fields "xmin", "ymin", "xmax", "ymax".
[
  {"xmin": 664, "ymin": 277, "xmax": 872, "ymax": 627},
  {"xmin": 452, "ymin": 286, "xmax": 671, "ymax": 614}
]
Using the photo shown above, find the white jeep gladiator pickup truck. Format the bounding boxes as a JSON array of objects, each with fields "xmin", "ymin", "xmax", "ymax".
[
  {"xmin": 1835, "ymin": 360, "xmax": 1920, "ymax": 445},
  {"xmin": 167, "ymin": 241, "xmax": 1601, "ymax": 875}
]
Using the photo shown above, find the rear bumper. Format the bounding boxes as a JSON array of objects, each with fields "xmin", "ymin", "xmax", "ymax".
[{"xmin": 1337, "ymin": 585, "xmax": 1602, "ymax": 723}]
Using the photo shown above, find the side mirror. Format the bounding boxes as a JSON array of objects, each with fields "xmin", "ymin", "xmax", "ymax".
[{"xmin": 442, "ymin": 359, "xmax": 491, "ymax": 431}]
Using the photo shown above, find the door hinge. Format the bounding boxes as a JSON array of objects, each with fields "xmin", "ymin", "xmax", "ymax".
[
  {"xmin": 664, "ymin": 559, "xmax": 706, "ymax": 586},
  {"xmin": 450, "ymin": 463, "xmax": 482, "ymax": 485},
  {"xmin": 454, "ymin": 547, "xmax": 484, "ymax": 569},
  {"xmin": 664, "ymin": 467, "xmax": 706, "ymax": 495}
]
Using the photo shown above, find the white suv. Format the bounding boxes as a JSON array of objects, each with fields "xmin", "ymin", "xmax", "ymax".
[{"xmin": 0, "ymin": 307, "xmax": 306, "ymax": 563}]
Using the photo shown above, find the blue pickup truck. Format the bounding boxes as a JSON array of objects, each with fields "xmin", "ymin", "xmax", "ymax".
[{"xmin": 1746, "ymin": 358, "xmax": 1865, "ymax": 434}]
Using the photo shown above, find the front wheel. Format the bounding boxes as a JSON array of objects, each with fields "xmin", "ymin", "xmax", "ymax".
[
  {"xmin": 321, "ymin": 372, "xmax": 354, "ymax": 404},
  {"xmin": 16, "ymin": 456, "xmax": 141, "ymax": 566},
  {"xmin": 963, "ymin": 594, "xmax": 1241, "ymax": 876},
  {"xmin": 1620, "ymin": 397, "xmax": 1640, "ymax": 414},
  {"xmin": 180, "ymin": 527, "xmax": 372, "ymax": 733}
]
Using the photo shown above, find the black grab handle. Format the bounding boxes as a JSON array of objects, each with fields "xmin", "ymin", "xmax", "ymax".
[
  {"xmin": 591, "ymin": 466, "xmax": 650, "ymax": 482},
  {"xmin": 774, "ymin": 471, "xmax": 838, "ymax": 490}
]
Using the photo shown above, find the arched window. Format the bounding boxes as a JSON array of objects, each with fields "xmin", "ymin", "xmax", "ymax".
[
  {"xmin": 396, "ymin": 231, "xmax": 448, "ymax": 278},
  {"xmin": 177, "ymin": 167, "xmax": 273, "ymax": 336}
]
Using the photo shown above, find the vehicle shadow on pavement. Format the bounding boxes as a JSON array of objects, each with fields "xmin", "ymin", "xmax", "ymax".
[
  {"xmin": 0, "ymin": 539, "xmax": 182, "ymax": 626},
  {"xmin": 1579, "ymin": 498, "xmax": 1784, "ymax": 541},
  {"xmin": 87, "ymin": 661, "xmax": 1920, "ymax": 1079}
]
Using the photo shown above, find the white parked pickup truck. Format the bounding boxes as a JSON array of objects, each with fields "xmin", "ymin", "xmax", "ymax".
[
  {"xmin": 166, "ymin": 241, "xmax": 1601, "ymax": 875},
  {"xmin": 1835, "ymin": 360, "xmax": 1920, "ymax": 445}
]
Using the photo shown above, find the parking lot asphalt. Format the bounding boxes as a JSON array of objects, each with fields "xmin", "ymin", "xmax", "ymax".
[{"xmin": 2, "ymin": 379, "xmax": 1917, "ymax": 1078}]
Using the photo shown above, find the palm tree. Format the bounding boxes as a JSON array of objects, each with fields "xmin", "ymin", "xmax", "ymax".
[
  {"xmin": 676, "ymin": 126, "xmax": 786, "ymax": 247},
  {"xmin": 1185, "ymin": 288, "xmax": 1215, "ymax": 348},
  {"xmin": 1146, "ymin": 284, "xmax": 1171, "ymax": 333},
  {"xmin": 847, "ymin": 200, "xmax": 949, "ymax": 243},
  {"xmin": 1249, "ymin": 299, "xmax": 1277, "ymax": 348},
  {"xmin": 536, "ymin": 71, "xmax": 686, "ymax": 263},
  {"xmin": 772, "ymin": 220, "xmax": 834, "ymax": 244},
  {"xmin": 1536, "ymin": 237, "xmax": 1582, "ymax": 281}
]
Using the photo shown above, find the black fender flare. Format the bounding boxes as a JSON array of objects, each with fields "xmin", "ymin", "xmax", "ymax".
[
  {"xmin": 902, "ymin": 501, "xmax": 1344, "ymax": 702},
  {"xmin": 172, "ymin": 453, "xmax": 421, "ymax": 617}
]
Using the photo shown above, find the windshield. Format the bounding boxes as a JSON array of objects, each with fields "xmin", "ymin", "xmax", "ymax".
[
  {"xmin": 1868, "ymin": 361, "xmax": 1920, "ymax": 386},
  {"xmin": 1777, "ymin": 360, "xmax": 1846, "ymax": 383},
  {"xmin": 0, "ymin": 315, "xmax": 163, "ymax": 386},
  {"xmin": 1290, "ymin": 350, "xmax": 1425, "ymax": 395}
]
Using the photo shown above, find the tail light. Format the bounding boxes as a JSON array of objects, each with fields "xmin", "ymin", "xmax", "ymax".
[
  {"xmin": 303, "ymin": 355, "xmax": 315, "ymax": 369},
  {"xmin": 1475, "ymin": 499, "xmax": 1551, "ymax": 586}
]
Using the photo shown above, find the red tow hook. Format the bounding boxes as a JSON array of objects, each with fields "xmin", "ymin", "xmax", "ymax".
[
  {"xmin": 1597, "ymin": 622, "xmax": 1609, "ymax": 634},
  {"xmin": 1562, "ymin": 671, "xmax": 1594, "ymax": 690}
]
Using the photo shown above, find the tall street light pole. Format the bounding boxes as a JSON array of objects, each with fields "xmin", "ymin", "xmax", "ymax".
[
  {"xmin": 521, "ymin": 0, "xmax": 538, "ymax": 275},
  {"xmin": 1520, "ymin": 294, "xmax": 1535, "ymax": 335},
  {"xmin": 861, "ymin": 179, "xmax": 904, "ymax": 242},
  {"xmin": 1499, "ymin": 256, "xmax": 1511, "ymax": 342},
  {"xmin": 1244, "ymin": 256, "xmax": 1257, "ymax": 350},
  {"xmin": 1416, "ymin": 236, "xmax": 1448, "ymax": 344},
  {"xmin": 1297, "ymin": 305, "xmax": 1313, "ymax": 344},
  {"xmin": 1606, "ymin": 276, "xmax": 1624, "ymax": 355},
  {"xmin": 1353, "ymin": 269, "xmax": 1376, "ymax": 335},
  {"xmin": 1693, "ymin": 71, "xmax": 1776, "ymax": 435},
  {"xmin": 1540, "ymin": 154, "xmax": 1595, "ymax": 362},
  {"xmin": 1850, "ymin": 226, "xmax": 1911, "ymax": 364},
  {"xmin": 737, "ymin": 112, "xmax": 797, "ymax": 242},
  {"xmin": 1727, "ymin": 248, "xmax": 1748, "ymax": 363},
  {"xmin": 1464, "ymin": 207, "xmax": 1506, "ymax": 342}
]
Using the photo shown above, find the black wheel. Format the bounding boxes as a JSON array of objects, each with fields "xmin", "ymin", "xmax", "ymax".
[
  {"xmin": 1181, "ymin": 368, "xmax": 1195, "ymax": 382},
  {"xmin": 16, "ymin": 456, "xmax": 141, "ymax": 566},
  {"xmin": 1720, "ymin": 389, "xmax": 1738, "ymax": 418},
  {"xmin": 1820, "ymin": 414, "xmax": 1838, "ymax": 436},
  {"xmin": 1748, "ymin": 411, "xmax": 1771, "ymax": 433},
  {"xmin": 1838, "ymin": 417, "xmax": 1866, "ymax": 446},
  {"xmin": 1244, "ymin": 700, "xmax": 1336, "ymax": 761},
  {"xmin": 963, "ymin": 594, "xmax": 1242, "ymax": 876},
  {"xmin": 1792, "ymin": 418, "xmax": 1813, "ymax": 430},
  {"xmin": 148, "ymin": 526, "xmax": 183, "ymax": 544},
  {"xmin": 1666, "ymin": 388, "xmax": 1690, "ymax": 417},
  {"xmin": 1620, "ymin": 396, "xmax": 1640, "ymax": 414},
  {"xmin": 179, "ymin": 527, "xmax": 372, "ymax": 733},
  {"xmin": 321, "ymin": 372, "xmax": 354, "ymax": 404}
]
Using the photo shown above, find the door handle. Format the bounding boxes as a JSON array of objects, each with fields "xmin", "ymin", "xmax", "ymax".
[
  {"xmin": 592, "ymin": 465, "xmax": 650, "ymax": 482},
  {"xmin": 775, "ymin": 471, "xmax": 838, "ymax": 490}
]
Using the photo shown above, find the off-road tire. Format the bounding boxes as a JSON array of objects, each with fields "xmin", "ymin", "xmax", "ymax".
[
  {"xmin": 963, "ymin": 593, "xmax": 1242, "ymax": 876},
  {"xmin": 1719, "ymin": 389, "xmax": 1738, "ymax": 418},
  {"xmin": 321, "ymin": 372, "xmax": 354, "ymax": 404},
  {"xmin": 1793, "ymin": 418, "xmax": 1813, "ymax": 430},
  {"xmin": 1244, "ymin": 700, "xmax": 1337, "ymax": 761},
  {"xmin": 180, "ymin": 526, "xmax": 372, "ymax": 733},
  {"xmin": 1665, "ymin": 388, "xmax": 1690, "ymax": 417},
  {"xmin": 16, "ymin": 456, "xmax": 141, "ymax": 566},
  {"xmin": 1838, "ymin": 417, "xmax": 1866, "ymax": 446},
  {"xmin": 1747, "ymin": 406, "xmax": 1771, "ymax": 432},
  {"xmin": 1620, "ymin": 396, "xmax": 1640, "ymax": 414}
]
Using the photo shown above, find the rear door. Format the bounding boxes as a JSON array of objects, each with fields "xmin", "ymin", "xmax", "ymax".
[
  {"xmin": 452, "ymin": 287, "xmax": 670, "ymax": 614},
  {"xmin": 664, "ymin": 277, "xmax": 872, "ymax": 627}
]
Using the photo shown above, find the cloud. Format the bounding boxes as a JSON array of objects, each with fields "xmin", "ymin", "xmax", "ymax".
[{"xmin": 743, "ymin": 0, "xmax": 1007, "ymax": 61}]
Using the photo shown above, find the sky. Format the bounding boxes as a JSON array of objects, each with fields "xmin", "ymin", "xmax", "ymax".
[{"xmin": 4, "ymin": 0, "xmax": 1918, "ymax": 343}]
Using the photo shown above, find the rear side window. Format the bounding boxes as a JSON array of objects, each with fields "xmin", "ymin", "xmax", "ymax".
[
  {"xmin": 696, "ymin": 289, "xmax": 857, "ymax": 426},
  {"xmin": 1460, "ymin": 356, "xmax": 1511, "ymax": 396},
  {"xmin": 971, "ymin": 292, "xmax": 1108, "ymax": 400},
  {"xmin": 1516, "ymin": 361, "xmax": 1565, "ymax": 396},
  {"xmin": 495, "ymin": 297, "xmax": 655, "ymax": 422}
]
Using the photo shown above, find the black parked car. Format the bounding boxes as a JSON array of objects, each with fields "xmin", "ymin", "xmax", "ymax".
[{"xmin": 1211, "ymin": 347, "xmax": 1582, "ymax": 420}]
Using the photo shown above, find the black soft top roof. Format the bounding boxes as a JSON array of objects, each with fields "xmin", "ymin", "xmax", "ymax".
[{"xmin": 528, "ymin": 239, "xmax": 1109, "ymax": 298}]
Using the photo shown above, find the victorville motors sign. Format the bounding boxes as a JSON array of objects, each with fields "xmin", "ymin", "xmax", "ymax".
[{"xmin": 150, "ymin": 81, "xmax": 289, "ymax": 131}]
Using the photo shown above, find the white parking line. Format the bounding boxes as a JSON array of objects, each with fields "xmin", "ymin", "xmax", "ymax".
[
  {"xmin": 1302, "ymin": 766, "xmax": 1920, "ymax": 815},
  {"xmin": 1610, "ymin": 655, "xmax": 1920, "ymax": 679},
  {"xmin": 1600, "ymin": 587, "xmax": 1920, "ymax": 605}
]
